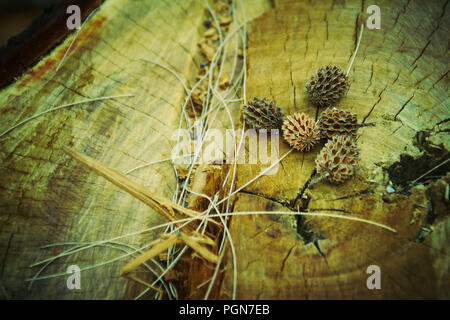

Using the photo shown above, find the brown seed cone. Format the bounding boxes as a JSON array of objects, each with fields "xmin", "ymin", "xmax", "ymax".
[
  {"xmin": 243, "ymin": 97, "xmax": 285, "ymax": 130},
  {"xmin": 318, "ymin": 107, "xmax": 358, "ymax": 138},
  {"xmin": 282, "ymin": 113, "xmax": 321, "ymax": 151},
  {"xmin": 318, "ymin": 107, "xmax": 376, "ymax": 138},
  {"xmin": 305, "ymin": 65, "xmax": 349, "ymax": 107},
  {"xmin": 315, "ymin": 135, "xmax": 360, "ymax": 184}
]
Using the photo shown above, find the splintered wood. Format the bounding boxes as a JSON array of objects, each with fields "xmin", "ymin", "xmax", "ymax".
[
  {"xmin": 0, "ymin": 0, "xmax": 272, "ymax": 299},
  {"xmin": 0, "ymin": 0, "xmax": 220, "ymax": 299},
  {"xmin": 218, "ymin": 0, "xmax": 449, "ymax": 299}
]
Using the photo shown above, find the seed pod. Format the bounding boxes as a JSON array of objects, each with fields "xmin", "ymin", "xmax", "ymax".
[
  {"xmin": 243, "ymin": 97, "xmax": 284, "ymax": 130},
  {"xmin": 313, "ymin": 135, "xmax": 360, "ymax": 185},
  {"xmin": 318, "ymin": 108, "xmax": 375, "ymax": 138},
  {"xmin": 282, "ymin": 112, "xmax": 321, "ymax": 151},
  {"xmin": 305, "ymin": 65, "xmax": 349, "ymax": 107}
]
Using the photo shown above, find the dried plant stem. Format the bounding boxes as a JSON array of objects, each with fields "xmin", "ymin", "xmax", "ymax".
[
  {"xmin": 309, "ymin": 173, "xmax": 329, "ymax": 188},
  {"xmin": 357, "ymin": 122, "xmax": 376, "ymax": 128},
  {"xmin": 346, "ymin": 24, "xmax": 364, "ymax": 76},
  {"xmin": 0, "ymin": 94, "xmax": 134, "ymax": 139},
  {"xmin": 29, "ymin": 210, "xmax": 396, "ymax": 281},
  {"xmin": 125, "ymin": 154, "xmax": 193, "ymax": 175},
  {"xmin": 140, "ymin": 58, "xmax": 195, "ymax": 125},
  {"xmin": 29, "ymin": 241, "xmax": 172, "ymax": 297},
  {"xmin": 63, "ymin": 147, "xmax": 221, "ymax": 228},
  {"xmin": 121, "ymin": 235, "xmax": 178, "ymax": 275},
  {"xmin": 55, "ymin": 8, "xmax": 98, "ymax": 72},
  {"xmin": 216, "ymin": 148, "xmax": 294, "ymax": 207},
  {"xmin": 410, "ymin": 157, "xmax": 450, "ymax": 185}
]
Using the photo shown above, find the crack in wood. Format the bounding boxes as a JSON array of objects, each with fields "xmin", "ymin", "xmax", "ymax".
[
  {"xmin": 415, "ymin": 73, "xmax": 432, "ymax": 87},
  {"xmin": 291, "ymin": 168, "xmax": 316, "ymax": 210},
  {"xmin": 392, "ymin": 70, "xmax": 401, "ymax": 84},
  {"xmin": 304, "ymin": 13, "xmax": 311, "ymax": 58},
  {"xmin": 238, "ymin": 190, "xmax": 288, "ymax": 207},
  {"xmin": 392, "ymin": 123, "xmax": 403, "ymax": 135},
  {"xmin": 434, "ymin": 117, "xmax": 450, "ymax": 127},
  {"xmin": 430, "ymin": 69, "xmax": 449, "ymax": 91},
  {"xmin": 411, "ymin": 39, "xmax": 432, "ymax": 67},
  {"xmin": 394, "ymin": 92, "xmax": 415, "ymax": 121},
  {"xmin": 279, "ymin": 244, "xmax": 296, "ymax": 273},
  {"xmin": 393, "ymin": 0, "xmax": 411, "ymax": 29},
  {"xmin": 362, "ymin": 85, "xmax": 387, "ymax": 123},
  {"xmin": 426, "ymin": 0, "xmax": 449, "ymax": 42},
  {"xmin": 324, "ymin": 188, "xmax": 371, "ymax": 201},
  {"xmin": 364, "ymin": 62, "xmax": 374, "ymax": 93},
  {"xmin": 288, "ymin": 58, "xmax": 297, "ymax": 109}
]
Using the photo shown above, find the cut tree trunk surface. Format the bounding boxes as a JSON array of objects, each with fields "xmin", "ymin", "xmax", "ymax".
[
  {"xmin": 218, "ymin": 0, "xmax": 449, "ymax": 299},
  {"xmin": 0, "ymin": 0, "xmax": 102, "ymax": 89},
  {"xmin": 0, "ymin": 0, "xmax": 270, "ymax": 300},
  {"xmin": 0, "ymin": 0, "xmax": 214, "ymax": 299},
  {"xmin": 0, "ymin": 0, "xmax": 448, "ymax": 300}
]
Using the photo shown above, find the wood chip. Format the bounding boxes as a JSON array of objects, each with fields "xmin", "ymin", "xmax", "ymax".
[
  {"xmin": 175, "ymin": 164, "xmax": 190, "ymax": 180},
  {"xmin": 191, "ymin": 89, "xmax": 204, "ymax": 106},
  {"xmin": 219, "ymin": 16, "xmax": 232, "ymax": 26},
  {"xmin": 219, "ymin": 76, "xmax": 229, "ymax": 89},
  {"xmin": 204, "ymin": 28, "xmax": 216, "ymax": 37},
  {"xmin": 198, "ymin": 39, "xmax": 215, "ymax": 62},
  {"xmin": 163, "ymin": 269, "xmax": 180, "ymax": 282},
  {"xmin": 210, "ymin": 34, "xmax": 219, "ymax": 42},
  {"xmin": 179, "ymin": 232, "xmax": 219, "ymax": 264}
]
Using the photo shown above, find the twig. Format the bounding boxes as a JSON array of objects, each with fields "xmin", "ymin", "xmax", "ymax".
[
  {"xmin": 55, "ymin": 8, "xmax": 99, "ymax": 72},
  {"xmin": 410, "ymin": 157, "xmax": 450, "ymax": 185},
  {"xmin": 347, "ymin": 24, "xmax": 364, "ymax": 76},
  {"xmin": 0, "ymin": 94, "xmax": 134, "ymax": 139}
]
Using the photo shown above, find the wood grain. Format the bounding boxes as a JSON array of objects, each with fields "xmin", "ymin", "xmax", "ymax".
[
  {"xmin": 0, "ymin": 0, "xmax": 448, "ymax": 300},
  {"xmin": 0, "ymin": 0, "xmax": 272, "ymax": 300},
  {"xmin": 219, "ymin": 0, "xmax": 449, "ymax": 299},
  {"xmin": 0, "ymin": 0, "xmax": 212, "ymax": 299}
]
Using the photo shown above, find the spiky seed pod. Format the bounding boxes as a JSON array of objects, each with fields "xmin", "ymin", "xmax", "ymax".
[
  {"xmin": 305, "ymin": 65, "xmax": 349, "ymax": 107},
  {"xmin": 318, "ymin": 108, "xmax": 358, "ymax": 138},
  {"xmin": 318, "ymin": 108, "xmax": 376, "ymax": 138},
  {"xmin": 314, "ymin": 135, "xmax": 360, "ymax": 184},
  {"xmin": 243, "ymin": 97, "xmax": 285, "ymax": 130},
  {"xmin": 282, "ymin": 113, "xmax": 321, "ymax": 151}
]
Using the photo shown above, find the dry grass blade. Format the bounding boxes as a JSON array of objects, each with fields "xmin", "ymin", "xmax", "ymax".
[
  {"xmin": 121, "ymin": 234, "xmax": 178, "ymax": 276},
  {"xmin": 125, "ymin": 274, "xmax": 164, "ymax": 299},
  {"xmin": 121, "ymin": 231, "xmax": 218, "ymax": 296},
  {"xmin": 188, "ymin": 231, "xmax": 217, "ymax": 246},
  {"xmin": 63, "ymin": 147, "xmax": 221, "ymax": 231},
  {"xmin": 0, "ymin": 94, "xmax": 134, "ymax": 139}
]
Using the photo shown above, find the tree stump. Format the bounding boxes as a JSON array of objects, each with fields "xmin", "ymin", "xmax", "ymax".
[
  {"xmin": 0, "ymin": 0, "xmax": 271, "ymax": 300},
  {"xmin": 218, "ymin": 0, "xmax": 449, "ymax": 299},
  {"xmin": 0, "ymin": 0, "xmax": 448, "ymax": 300}
]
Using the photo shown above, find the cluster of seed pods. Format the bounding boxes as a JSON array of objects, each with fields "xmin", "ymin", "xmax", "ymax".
[{"xmin": 242, "ymin": 65, "xmax": 375, "ymax": 186}]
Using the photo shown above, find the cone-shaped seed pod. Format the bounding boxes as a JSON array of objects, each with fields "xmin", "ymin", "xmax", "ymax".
[
  {"xmin": 305, "ymin": 65, "xmax": 349, "ymax": 107},
  {"xmin": 282, "ymin": 112, "xmax": 321, "ymax": 151},
  {"xmin": 243, "ymin": 97, "xmax": 284, "ymax": 130},
  {"xmin": 313, "ymin": 135, "xmax": 360, "ymax": 185},
  {"xmin": 318, "ymin": 107, "xmax": 376, "ymax": 138}
]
